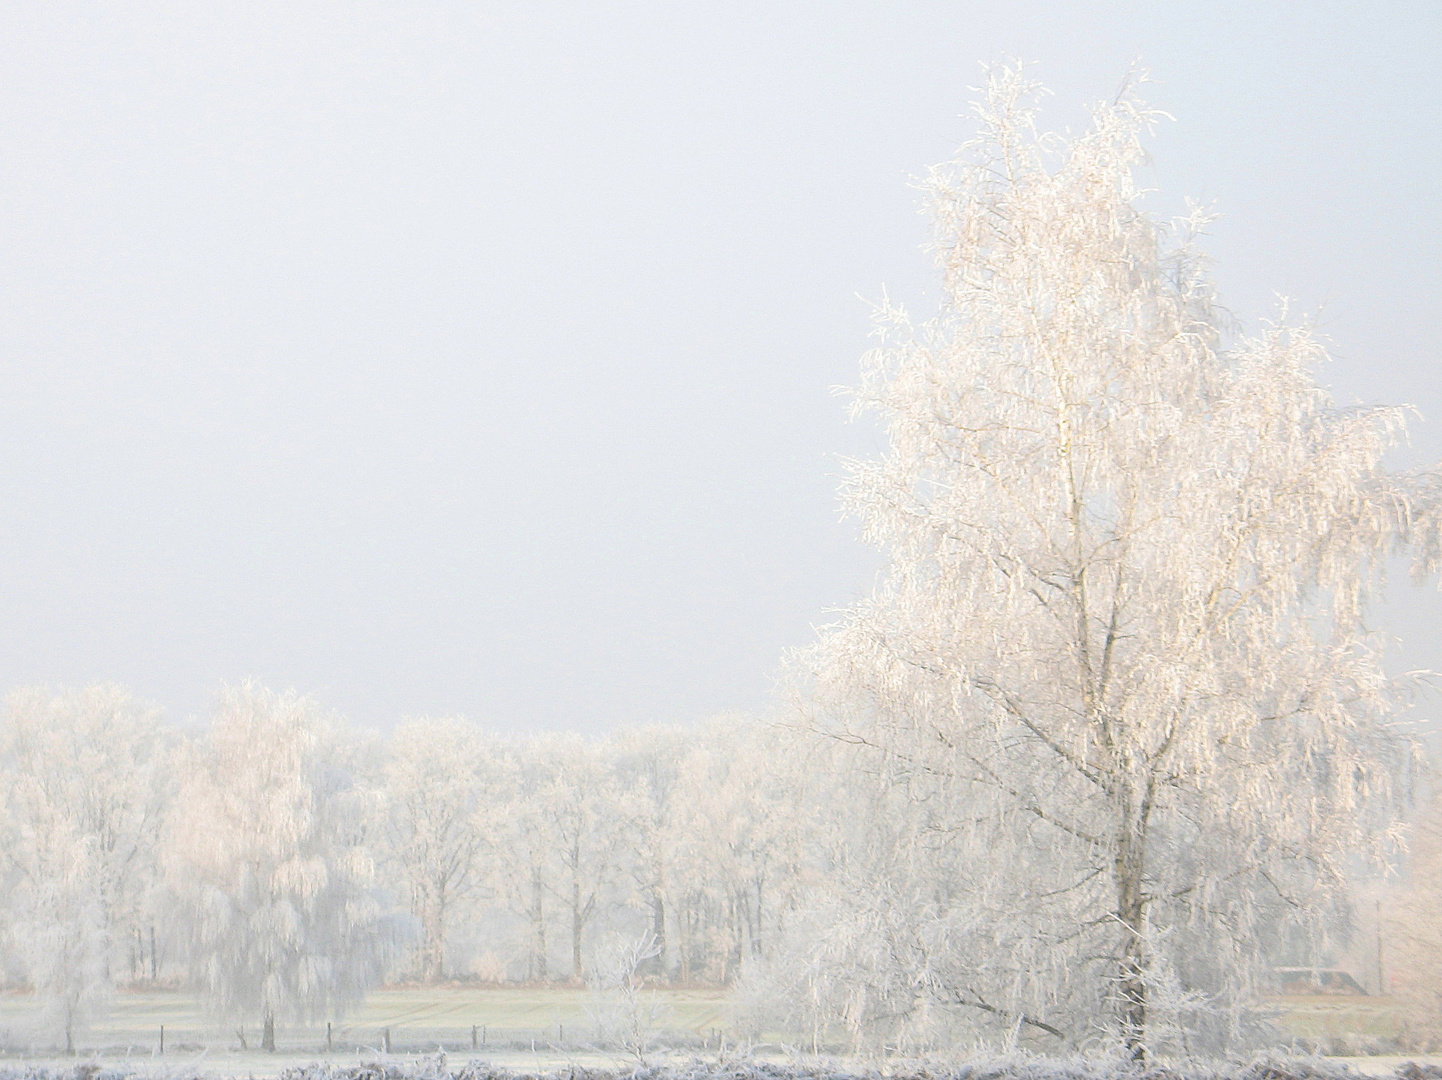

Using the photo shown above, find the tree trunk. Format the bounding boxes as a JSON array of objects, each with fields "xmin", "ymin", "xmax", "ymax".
[
  {"xmin": 650, "ymin": 892, "xmax": 666, "ymax": 976},
  {"xmin": 432, "ymin": 892, "xmax": 446, "ymax": 981},
  {"xmin": 421, "ymin": 888, "xmax": 445, "ymax": 982},
  {"xmin": 571, "ymin": 876, "xmax": 583, "ymax": 982},
  {"xmin": 753, "ymin": 875, "xmax": 764, "ymax": 957},
  {"xmin": 1115, "ymin": 811, "xmax": 1148, "ymax": 1060},
  {"xmin": 262, "ymin": 1011, "xmax": 276, "ymax": 1053},
  {"xmin": 678, "ymin": 901, "xmax": 691, "ymax": 984},
  {"xmin": 530, "ymin": 865, "xmax": 547, "ymax": 981}
]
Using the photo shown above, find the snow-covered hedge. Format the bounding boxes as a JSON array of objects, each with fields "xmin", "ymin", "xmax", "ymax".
[{"xmin": 2, "ymin": 1057, "xmax": 1439, "ymax": 1080}]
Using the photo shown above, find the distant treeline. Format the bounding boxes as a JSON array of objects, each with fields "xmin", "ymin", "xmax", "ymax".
[{"xmin": 0, "ymin": 683, "xmax": 814, "ymax": 1050}]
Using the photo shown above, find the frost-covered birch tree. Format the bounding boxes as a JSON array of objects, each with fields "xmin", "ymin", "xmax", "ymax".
[
  {"xmin": 610, "ymin": 726, "xmax": 693, "ymax": 978},
  {"xmin": 163, "ymin": 685, "xmax": 395, "ymax": 1049},
  {"xmin": 794, "ymin": 65, "xmax": 1436, "ymax": 1058},
  {"xmin": 487, "ymin": 739, "xmax": 560, "ymax": 981},
  {"xmin": 672, "ymin": 721, "xmax": 813, "ymax": 984},
  {"xmin": 544, "ymin": 735, "xmax": 633, "ymax": 983},
  {"xmin": 0, "ymin": 685, "xmax": 171, "ymax": 1052},
  {"xmin": 383, "ymin": 717, "xmax": 492, "ymax": 982}
]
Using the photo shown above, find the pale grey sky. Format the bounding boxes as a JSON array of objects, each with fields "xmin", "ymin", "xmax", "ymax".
[{"xmin": 0, "ymin": 1, "xmax": 1438, "ymax": 730}]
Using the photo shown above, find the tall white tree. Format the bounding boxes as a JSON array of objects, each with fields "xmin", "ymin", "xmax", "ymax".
[
  {"xmin": 610, "ymin": 726, "xmax": 690, "ymax": 977},
  {"xmin": 671, "ymin": 720, "xmax": 815, "ymax": 984},
  {"xmin": 792, "ymin": 65, "xmax": 1434, "ymax": 1058},
  {"xmin": 163, "ymin": 685, "xmax": 394, "ymax": 1050},
  {"xmin": 382, "ymin": 717, "xmax": 492, "ymax": 982},
  {"xmin": 544, "ymin": 735, "xmax": 633, "ymax": 983},
  {"xmin": 486, "ymin": 738, "xmax": 564, "ymax": 981},
  {"xmin": 0, "ymin": 685, "xmax": 171, "ymax": 1053}
]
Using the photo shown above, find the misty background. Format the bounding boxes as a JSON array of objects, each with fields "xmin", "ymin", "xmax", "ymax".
[{"xmin": 0, "ymin": 1, "xmax": 1438, "ymax": 731}]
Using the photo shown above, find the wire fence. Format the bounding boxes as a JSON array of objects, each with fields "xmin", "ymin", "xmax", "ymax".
[{"xmin": 0, "ymin": 989, "xmax": 739, "ymax": 1060}]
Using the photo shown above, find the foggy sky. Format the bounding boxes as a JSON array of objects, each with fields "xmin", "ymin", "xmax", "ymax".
[{"xmin": 1, "ymin": 1, "xmax": 1438, "ymax": 731}]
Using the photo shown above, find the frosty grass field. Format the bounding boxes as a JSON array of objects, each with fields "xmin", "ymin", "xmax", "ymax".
[
  {"xmin": 0, "ymin": 985, "xmax": 734, "ymax": 1067},
  {"xmin": 0, "ymin": 988, "xmax": 1430, "ymax": 1079}
]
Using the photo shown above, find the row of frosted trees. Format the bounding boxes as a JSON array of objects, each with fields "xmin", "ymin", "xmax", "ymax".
[
  {"xmin": 0, "ymin": 682, "xmax": 819, "ymax": 1051},
  {"xmin": 11, "ymin": 677, "xmax": 1434, "ymax": 1058}
]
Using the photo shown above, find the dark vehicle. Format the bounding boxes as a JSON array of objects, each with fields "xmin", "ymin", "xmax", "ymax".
[{"xmin": 1272, "ymin": 967, "xmax": 1369, "ymax": 995}]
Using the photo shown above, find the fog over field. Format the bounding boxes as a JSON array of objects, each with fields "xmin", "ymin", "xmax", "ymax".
[
  {"xmin": 1, "ymin": 1, "xmax": 1441, "ymax": 1071},
  {"xmin": 0, "ymin": 3, "xmax": 1439, "ymax": 730}
]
